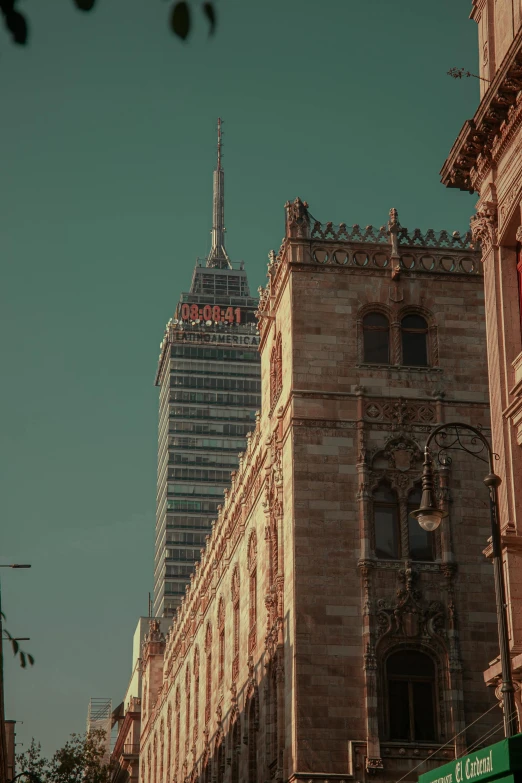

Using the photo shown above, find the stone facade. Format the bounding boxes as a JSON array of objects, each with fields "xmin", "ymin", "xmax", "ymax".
[
  {"xmin": 140, "ymin": 200, "xmax": 502, "ymax": 783},
  {"xmin": 441, "ymin": 0, "xmax": 522, "ymax": 718}
]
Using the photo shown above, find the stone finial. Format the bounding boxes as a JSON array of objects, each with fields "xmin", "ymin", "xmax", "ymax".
[
  {"xmin": 285, "ymin": 197, "xmax": 310, "ymax": 239},
  {"xmin": 388, "ymin": 207, "xmax": 400, "ymax": 259}
]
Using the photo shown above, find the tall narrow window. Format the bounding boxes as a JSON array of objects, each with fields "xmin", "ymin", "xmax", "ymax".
[
  {"xmin": 373, "ymin": 484, "xmax": 399, "ymax": 559},
  {"xmin": 401, "ymin": 314, "xmax": 428, "ymax": 366},
  {"xmin": 270, "ymin": 332, "xmax": 283, "ymax": 409},
  {"xmin": 387, "ymin": 650, "xmax": 437, "ymax": 741},
  {"xmin": 193, "ymin": 648, "xmax": 200, "ymax": 743},
  {"xmin": 185, "ymin": 665, "xmax": 191, "ymax": 756},
  {"xmin": 215, "ymin": 739, "xmax": 225, "ymax": 783},
  {"xmin": 518, "ymin": 244, "xmax": 522, "ymax": 334},
  {"xmin": 152, "ymin": 734, "xmax": 157, "ymax": 783},
  {"xmin": 218, "ymin": 598, "xmax": 225, "ymax": 684},
  {"xmin": 205, "ymin": 624, "xmax": 212, "ymax": 725},
  {"xmin": 159, "ymin": 721, "xmax": 164, "ymax": 783},
  {"xmin": 408, "ymin": 485, "xmax": 434, "ymax": 561},
  {"xmin": 248, "ymin": 697, "xmax": 258, "ymax": 783},
  {"xmin": 363, "ymin": 312, "xmax": 390, "ymax": 364},
  {"xmin": 231, "ymin": 568, "xmax": 240, "ymax": 682},
  {"xmin": 248, "ymin": 532, "xmax": 257, "ymax": 654},
  {"xmin": 166, "ymin": 705, "xmax": 172, "ymax": 780},
  {"xmin": 231, "ymin": 720, "xmax": 240, "ymax": 783},
  {"xmin": 174, "ymin": 688, "xmax": 180, "ymax": 772}
]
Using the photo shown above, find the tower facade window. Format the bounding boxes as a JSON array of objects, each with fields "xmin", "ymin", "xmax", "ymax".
[
  {"xmin": 518, "ymin": 244, "xmax": 522, "ymax": 334},
  {"xmin": 408, "ymin": 485, "xmax": 434, "ymax": 560},
  {"xmin": 373, "ymin": 483, "xmax": 434, "ymax": 561},
  {"xmin": 218, "ymin": 598, "xmax": 225, "ymax": 684},
  {"xmin": 231, "ymin": 567, "xmax": 240, "ymax": 682},
  {"xmin": 373, "ymin": 485, "xmax": 399, "ymax": 559},
  {"xmin": 205, "ymin": 624, "xmax": 212, "ymax": 725},
  {"xmin": 363, "ymin": 312, "xmax": 390, "ymax": 364},
  {"xmin": 401, "ymin": 314, "xmax": 428, "ymax": 366},
  {"xmin": 386, "ymin": 650, "xmax": 437, "ymax": 742}
]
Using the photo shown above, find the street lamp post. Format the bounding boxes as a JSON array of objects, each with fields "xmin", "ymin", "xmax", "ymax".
[
  {"xmin": 0, "ymin": 566, "xmax": 31, "ymax": 783},
  {"xmin": 410, "ymin": 422, "xmax": 517, "ymax": 738}
]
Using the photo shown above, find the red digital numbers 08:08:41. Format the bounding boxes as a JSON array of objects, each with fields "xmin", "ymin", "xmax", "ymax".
[{"xmin": 180, "ymin": 304, "xmax": 241, "ymax": 323}]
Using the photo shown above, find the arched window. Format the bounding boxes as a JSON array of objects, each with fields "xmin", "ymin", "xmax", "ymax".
[
  {"xmin": 363, "ymin": 312, "xmax": 390, "ymax": 364},
  {"xmin": 267, "ymin": 663, "xmax": 278, "ymax": 770},
  {"xmin": 215, "ymin": 739, "xmax": 225, "ymax": 783},
  {"xmin": 373, "ymin": 484, "xmax": 399, "ymax": 559},
  {"xmin": 247, "ymin": 697, "xmax": 258, "ymax": 783},
  {"xmin": 230, "ymin": 719, "xmax": 240, "ymax": 783},
  {"xmin": 152, "ymin": 733, "xmax": 157, "ymax": 783},
  {"xmin": 231, "ymin": 568, "xmax": 240, "ymax": 682},
  {"xmin": 205, "ymin": 624, "xmax": 212, "ymax": 725},
  {"xmin": 517, "ymin": 244, "xmax": 522, "ymax": 335},
  {"xmin": 193, "ymin": 647, "xmax": 200, "ymax": 742},
  {"xmin": 270, "ymin": 333, "xmax": 283, "ymax": 409},
  {"xmin": 386, "ymin": 650, "xmax": 437, "ymax": 741},
  {"xmin": 174, "ymin": 687, "xmax": 181, "ymax": 773},
  {"xmin": 159, "ymin": 720, "xmax": 164, "ymax": 783},
  {"xmin": 408, "ymin": 485, "xmax": 434, "ymax": 561},
  {"xmin": 248, "ymin": 532, "xmax": 257, "ymax": 653},
  {"xmin": 218, "ymin": 598, "xmax": 225, "ymax": 684},
  {"xmin": 401, "ymin": 314, "xmax": 428, "ymax": 366},
  {"xmin": 185, "ymin": 664, "xmax": 191, "ymax": 755},
  {"xmin": 166, "ymin": 704, "xmax": 172, "ymax": 780}
]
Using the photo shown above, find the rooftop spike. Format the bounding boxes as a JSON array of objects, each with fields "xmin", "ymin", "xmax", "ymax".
[{"xmin": 207, "ymin": 117, "xmax": 231, "ymax": 269}]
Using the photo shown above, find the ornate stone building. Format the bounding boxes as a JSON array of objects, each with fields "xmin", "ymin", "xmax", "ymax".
[
  {"xmin": 441, "ymin": 0, "xmax": 522, "ymax": 715},
  {"xmin": 140, "ymin": 200, "xmax": 502, "ymax": 783}
]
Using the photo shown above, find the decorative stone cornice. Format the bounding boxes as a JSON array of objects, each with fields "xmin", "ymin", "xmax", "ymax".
[
  {"xmin": 470, "ymin": 202, "xmax": 498, "ymax": 253},
  {"xmin": 441, "ymin": 29, "xmax": 522, "ymax": 191}
]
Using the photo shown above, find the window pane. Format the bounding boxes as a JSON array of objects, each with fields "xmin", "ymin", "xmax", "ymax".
[
  {"xmin": 387, "ymin": 651, "xmax": 435, "ymax": 677},
  {"xmin": 413, "ymin": 681, "xmax": 436, "ymax": 740},
  {"xmin": 363, "ymin": 329, "xmax": 390, "ymax": 363},
  {"xmin": 374, "ymin": 485, "xmax": 397, "ymax": 503},
  {"xmin": 408, "ymin": 516, "xmax": 434, "ymax": 561},
  {"xmin": 402, "ymin": 331, "xmax": 428, "ymax": 366},
  {"xmin": 388, "ymin": 680, "xmax": 411, "ymax": 740},
  {"xmin": 363, "ymin": 313, "xmax": 389, "ymax": 328},
  {"xmin": 402, "ymin": 315, "xmax": 427, "ymax": 329},
  {"xmin": 375, "ymin": 506, "xmax": 399, "ymax": 559}
]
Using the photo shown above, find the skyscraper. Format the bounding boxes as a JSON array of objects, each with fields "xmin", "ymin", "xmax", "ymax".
[{"xmin": 153, "ymin": 121, "xmax": 261, "ymax": 618}]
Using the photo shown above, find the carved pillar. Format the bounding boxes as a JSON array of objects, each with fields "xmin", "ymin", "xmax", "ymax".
[
  {"xmin": 360, "ymin": 564, "xmax": 382, "ymax": 771},
  {"xmin": 391, "ymin": 319, "xmax": 401, "ymax": 365}
]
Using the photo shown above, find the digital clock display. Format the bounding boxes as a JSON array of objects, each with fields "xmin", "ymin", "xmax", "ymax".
[{"xmin": 180, "ymin": 304, "xmax": 241, "ymax": 324}]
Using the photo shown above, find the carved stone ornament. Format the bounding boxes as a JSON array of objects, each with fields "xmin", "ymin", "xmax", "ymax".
[
  {"xmin": 470, "ymin": 202, "xmax": 498, "ymax": 254},
  {"xmin": 516, "ymin": 226, "xmax": 522, "ymax": 244},
  {"xmin": 383, "ymin": 436, "xmax": 421, "ymax": 473},
  {"xmin": 376, "ymin": 567, "xmax": 445, "ymax": 642}
]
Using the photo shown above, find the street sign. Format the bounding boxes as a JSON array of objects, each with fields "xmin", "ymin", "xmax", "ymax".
[{"xmin": 419, "ymin": 736, "xmax": 522, "ymax": 783}]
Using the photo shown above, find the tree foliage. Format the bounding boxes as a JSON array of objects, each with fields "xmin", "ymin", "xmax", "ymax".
[
  {"xmin": 16, "ymin": 730, "xmax": 113, "ymax": 783},
  {"xmin": 0, "ymin": 0, "xmax": 217, "ymax": 47},
  {"xmin": 1, "ymin": 610, "xmax": 34, "ymax": 669}
]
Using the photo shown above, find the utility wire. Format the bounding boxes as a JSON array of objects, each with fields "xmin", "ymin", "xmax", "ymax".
[
  {"xmin": 464, "ymin": 709, "xmax": 517, "ymax": 756},
  {"xmin": 393, "ymin": 702, "xmax": 500, "ymax": 783}
]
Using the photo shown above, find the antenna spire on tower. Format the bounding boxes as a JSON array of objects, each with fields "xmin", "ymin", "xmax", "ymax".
[
  {"xmin": 207, "ymin": 117, "xmax": 231, "ymax": 269},
  {"xmin": 217, "ymin": 117, "xmax": 222, "ymax": 171}
]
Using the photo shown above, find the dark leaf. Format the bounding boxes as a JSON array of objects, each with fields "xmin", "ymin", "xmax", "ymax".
[
  {"xmin": 73, "ymin": 0, "xmax": 96, "ymax": 9},
  {"xmin": 170, "ymin": 1, "xmax": 190, "ymax": 40},
  {"xmin": 19, "ymin": 651, "xmax": 26, "ymax": 668},
  {"xmin": 28, "ymin": 653, "xmax": 35, "ymax": 666},
  {"xmin": 10, "ymin": 639, "xmax": 19, "ymax": 655},
  {"xmin": 202, "ymin": 2, "xmax": 216, "ymax": 35},
  {"xmin": 4, "ymin": 9, "xmax": 28, "ymax": 44}
]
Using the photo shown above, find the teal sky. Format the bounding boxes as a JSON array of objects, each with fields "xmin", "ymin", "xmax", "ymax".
[{"xmin": 1, "ymin": 0, "xmax": 479, "ymax": 757}]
